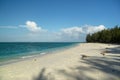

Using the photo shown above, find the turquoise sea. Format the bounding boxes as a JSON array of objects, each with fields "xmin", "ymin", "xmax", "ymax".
[{"xmin": 0, "ymin": 42, "xmax": 79, "ymax": 65}]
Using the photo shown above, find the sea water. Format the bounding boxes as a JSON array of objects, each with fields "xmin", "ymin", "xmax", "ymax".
[{"xmin": 0, "ymin": 42, "xmax": 79, "ymax": 65}]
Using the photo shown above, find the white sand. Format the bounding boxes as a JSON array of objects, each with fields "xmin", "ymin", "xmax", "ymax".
[{"xmin": 0, "ymin": 43, "xmax": 120, "ymax": 80}]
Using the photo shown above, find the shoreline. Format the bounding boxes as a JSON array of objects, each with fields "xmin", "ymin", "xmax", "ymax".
[
  {"xmin": 0, "ymin": 43, "xmax": 120, "ymax": 80},
  {"xmin": 0, "ymin": 43, "xmax": 79, "ymax": 66}
]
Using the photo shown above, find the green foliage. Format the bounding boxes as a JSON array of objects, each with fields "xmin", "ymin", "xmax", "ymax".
[{"xmin": 86, "ymin": 25, "xmax": 120, "ymax": 44}]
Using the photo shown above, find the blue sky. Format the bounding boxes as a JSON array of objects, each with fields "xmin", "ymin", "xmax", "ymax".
[{"xmin": 0, "ymin": 0, "xmax": 120, "ymax": 42}]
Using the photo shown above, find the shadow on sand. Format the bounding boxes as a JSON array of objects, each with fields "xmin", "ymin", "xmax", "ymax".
[
  {"xmin": 56, "ymin": 55, "xmax": 120, "ymax": 80},
  {"xmin": 33, "ymin": 68, "xmax": 47, "ymax": 80},
  {"xmin": 106, "ymin": 46, "xmax": 120, "ymax": 54},
  {"xmin": 33, "ymin": 68, "xmax": 55, "ymax": 80},
  {"xmin": 33, "ymin": 47, "xmax": 120, "ymax": 80}
]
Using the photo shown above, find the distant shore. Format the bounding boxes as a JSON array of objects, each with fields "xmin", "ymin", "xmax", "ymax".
[{"xmin": 0, "ymin": 43, "xmax": 120, "ymax": 80}]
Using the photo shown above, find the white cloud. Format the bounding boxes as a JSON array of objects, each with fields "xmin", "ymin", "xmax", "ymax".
[
  {"xmin": 0, "ymin": 23, "xmax": 106, "ymax": 42},
  {"xmin": 61, "ymin": 27, "xmax": 83, "ymax": 34},
  {"xmin": 25, "ymin": 21, "xmax": 47, "ymax": 32},
  {"xmin": 23, "ymin": 24, "xmax": 105, "ymax": 42},
  {"xmin": 60, "ymin": 25, "xmax": 106, "ymax": 35},
  {"xmin": 60, "ymin": 27, "xmax": 83, "ymax": 38},
  {"xmin": 54, "ymin": 25, "xmax": 106, "ymax": 42},
  {"xmin": 83, "ymin": 25, "xmax": 106, "ymax": 34}
]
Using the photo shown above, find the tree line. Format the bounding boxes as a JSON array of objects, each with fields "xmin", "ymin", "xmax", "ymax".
[{"xmin": 86, "ymin": 25, "xmax": 120, "ymax": 44}]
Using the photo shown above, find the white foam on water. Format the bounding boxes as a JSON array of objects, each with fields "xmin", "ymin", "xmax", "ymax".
[
  {"xmin": 21, "ymin": 52, "xmax": 46, "ymax": 59},
  {"xmin": 21, "ymin": 55, "xmax": 34, "ymax": 59},
  {"xmin": 40, "ymin": 52, "xmax": 46, "ymax": 55}
]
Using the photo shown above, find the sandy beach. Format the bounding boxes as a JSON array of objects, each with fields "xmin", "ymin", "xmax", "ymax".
[{"xmin": 0, "ymin": 43, "xmax": 120, "ymax": 80}]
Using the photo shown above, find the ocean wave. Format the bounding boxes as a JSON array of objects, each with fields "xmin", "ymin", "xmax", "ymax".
[
  {"xmin": 21, "ymin": 55, "xmax": 34, "ymax": 59},
  {"xmin": 40, "ymin": 52, "xmax": 46, "ymax": 55},
  {"xmin": 21, "ymin": 52, "xmax": 46, "ymax": 59}
]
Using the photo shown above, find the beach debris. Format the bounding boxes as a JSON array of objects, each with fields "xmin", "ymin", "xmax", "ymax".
[
  {"xmin": 105, "ymin": 47, "xmax": 109, "ymax": 49},
  {"xmin": 34, "ymin": 59, "xmax": 37, "ymax": 61},
  {"xmin": 81, "ymin": 54, "xmax": 89, "ymax": 59},
  {"xmin": 100, "ymin": 52, "xmax": 106, "ymax": 56},
  {"xmin": 100, "ymin": 50, "xmax": 109, "ymax": 56},
  {"xmin": 104, "ymin": 50, "xmax": 109, "ymax": 53}
]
